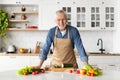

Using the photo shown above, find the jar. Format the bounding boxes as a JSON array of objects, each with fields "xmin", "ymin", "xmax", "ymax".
[{"xmin": 21, "ymin": 14, "xmax": 27, "ymax": 20}]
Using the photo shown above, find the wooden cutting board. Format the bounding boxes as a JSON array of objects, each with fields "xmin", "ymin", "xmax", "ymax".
[{"xmin": 50, "ymin": 67, "xmax": 74, "ymax": 72}]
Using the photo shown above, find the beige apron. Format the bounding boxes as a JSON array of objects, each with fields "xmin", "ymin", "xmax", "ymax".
[{"xmin": 50, "ymin": 28, "xmax": 78, "ymax": 68}]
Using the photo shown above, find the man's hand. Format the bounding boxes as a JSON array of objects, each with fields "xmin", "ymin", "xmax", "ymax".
[{"xmin": 34, "ymin": 60, "xmax": 44, "ymax": 69}]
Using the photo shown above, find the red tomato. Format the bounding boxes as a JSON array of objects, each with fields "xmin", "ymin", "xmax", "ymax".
[
  {"xmin": 24, "ymin": 72, "xmax": 28, "ymax": 76},
  {"xmin": 90, "ymin": 73, "xmax": 94, "ymax": 77},
  {"xmin": 41, "ymin": 70, "xmax": 45, "ymax": 73},
  {"xmin": 88, "ymin": 72, "xmax": 91, "ymax": 76},
  {"xmin": 76, "ymin": 70, "xmax": 80, "ymax": 74},
  {"xmin": 69, "ymin": 70, "xmax": 73, "ymax": 73},
  {"xmin": 35, "ymin": 70, "xmax": 39, "ymax": 74},
  {"xmin": 32, "ymin": 72, "xmax": 36, "ymax": 75}
]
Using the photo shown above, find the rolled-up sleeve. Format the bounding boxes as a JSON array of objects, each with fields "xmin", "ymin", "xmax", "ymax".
[
  {"xmin": 39, "ymin": 29, "xmax": 53, "ymax": 60},
  {"xmin": 73, "ymin": 28, "xmax": 88, "ymax": 62}
]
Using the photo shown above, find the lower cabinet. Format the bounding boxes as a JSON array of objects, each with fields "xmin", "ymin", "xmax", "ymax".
[
  {"xmin": 0, "ymin": 56, "xmax": 120, "ymax": 72},
  {"xmin": 29, "ymin": 56, "xmax": 52, "ymax": 68},
  {"xmin": 89, "ymin": 56, "xmax": 120, "ymax": 70},
  {"xmin": 0, "ymin": 56, "xmax": 30, "ymax": 72}
]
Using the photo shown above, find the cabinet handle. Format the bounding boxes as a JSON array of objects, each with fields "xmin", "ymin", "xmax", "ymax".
[
  {"xmin": 73, "ymin": 2, "xmax": 76, "ymax": 4},
  {"xmin": 91, "ymin": 64, "xmax": 97, "ymax": 66},
  {"xmin": 9, "ymin": 56, "xmax": 16, "ymax": 59},
  {"xmin": 108, "ymin": 64, "xmax": 115, "ymax": 66},
  {"xmin": 19, "ymin": 2, "xmax": 21, "ymax": 4},
  {"xmin": 57, "ymin": 2, "xmax": 60, "ymax": 4}
]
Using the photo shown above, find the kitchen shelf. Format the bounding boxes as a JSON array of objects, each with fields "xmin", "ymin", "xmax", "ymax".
[
  {"xmin": 9, "ymin": 20, "xmax": 29, "ymax": 23},
  {"xmin": 12, "ymin": 11, "xmax": 38, "ymax": 14},
  {"xmin": 7, "ymin": 28, "xmax": 39, "ymax": 31}
]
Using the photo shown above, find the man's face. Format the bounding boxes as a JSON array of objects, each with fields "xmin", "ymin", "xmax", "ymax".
[{"xmin": 55, "ymin": 13, "xmax": 67, "ymax": 31}]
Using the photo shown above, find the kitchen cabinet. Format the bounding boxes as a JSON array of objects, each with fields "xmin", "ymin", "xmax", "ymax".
[
  {"xmin": 40, "ymin": 1, "xmax": 59, "ymax": 30},
  {"xmin": 89, "ymin": 56, "xmax": 120, "ymax": 70},
  {"xmin": 57, "ymin": 0, "xmax": 116, "ymax": 31},
  {"xmin": 30, "ymin": 56, "xmax": 52, "ymax": 68},
  {"xmin": 0, "ymin": 56, "xmax": 30, "ymax": 72}
]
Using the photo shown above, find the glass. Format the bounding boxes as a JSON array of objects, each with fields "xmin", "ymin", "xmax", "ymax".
[
  {"xmin": 96, "ymin": 14, "xmax": 100, "ymax": 20},
  {"xmin": 110, "ymin": 22, "xmax": 114, "ymax": 27},
  {"xmin": 68, "ymin": 22, "xmax": 71, "ymax": 25},
  {"xmin": 96, "ymin": 22, "xmax": 100, "ymax": 27},
  {"xmin": 106, "ymin": 22, "xmax": 109, "ymax": 27},
  {"xmin": 63, "ymin": 7, "xmax": 66, "ymax": 11},
  {"xmin": 67, "ymin": 7, "xmax": 71, "ymax": 13},
  {"xmin": 106, "ymin": 7, "xmax": 109, "ymax": 13},
  {"xmin": 82, "ymin": 7, "xmax": 85, "ymax": 13},
  {"xmin": 110, "ymin": 7, "xmax": 114, "ymax": 13},
  {"xmin": 77, "ymin": 22, "xmax": 80, "ymax": 27},
  {"xmin": 96, "ymin": 7, "xmax": 99, "ymax": 13},
  {"xmin": 77, "ymin": 7, "xmax": 81, "ymax": 13},
  {"xmin": 82, "ymin": 22, "xmax": 85, "ymax": 27},
  {"xmin": 91, "ymin": 14, "xmax": 95, "ymax": 20},
  {"xmin": 110, "ymin": 14, "xmax": 114, "ymax": 20},
  {"xmin": 82, "ymin": 14, "xmax": 85, "ymax": 20},
  {"xmin": 67, "ymin": 14, "xmax": 71, "ymax": 20},
  {"xmin": 91, "ymin": 22, "xmax": 95, "ymax": 27},
  {"xmin": 91, "ymin": 7, "xmax": 95, "ymax": 13},
  {"xmin": 106, "ymin": 14, "xmax": 109, "ymax": 20},
  {"xmin": 77, "ymin": 14, "xmax": 81, "ymax": 21}
]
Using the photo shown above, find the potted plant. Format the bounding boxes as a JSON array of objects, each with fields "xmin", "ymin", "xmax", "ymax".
[{"xmin": 0, "ymin": 9, "xmax": 9, "ymax": 43}]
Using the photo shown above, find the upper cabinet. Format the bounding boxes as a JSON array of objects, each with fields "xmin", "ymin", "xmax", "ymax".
[
  {"xmin": 40, "ymin": 1, "xmax": 59, "ymax": 30},
  {"xmin": 57, "ymin": 0, "xmax": 116, "ymax": 31}
]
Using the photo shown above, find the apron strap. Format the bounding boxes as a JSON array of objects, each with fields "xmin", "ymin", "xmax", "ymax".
[{"xmin": 54, "ymin": 26, "xmax": 70, "ymax": 39}]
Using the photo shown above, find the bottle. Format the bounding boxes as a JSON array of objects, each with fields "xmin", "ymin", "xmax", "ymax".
[
  {"xmin": 11, "ymin": 13, "xmax": 15, "ymax": 19},
  {"xmin": 21, "ymin": 5, "xmax": 26, "ymax": 11}
]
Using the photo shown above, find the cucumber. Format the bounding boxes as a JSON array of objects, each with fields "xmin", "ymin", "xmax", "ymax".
[
  {"xmin": 63, "ymin": 63, "xmax": 73, "ymax": 68},
  {"xmin": 53, "ymin": 65, "xmax": 61, "ymax": 68}
]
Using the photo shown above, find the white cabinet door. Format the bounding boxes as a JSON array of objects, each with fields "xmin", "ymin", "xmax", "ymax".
[
  {"xmin": 40, "ymin": 1, "xmax": 59, "ymax": 30},
  {"xmin": 89, "ymin": 56, "xmax": 120, "ymax": 70},
  {"xmin": 0, "ymin": 56, "xmax": 30, "ymax": 72},
  {"xmin": 30, "ymin": 56, "xmax": 52, "ymax": 68},
  {"xmin": 0, "ymin": 56, "xmax": 10, "ymax": 72}
]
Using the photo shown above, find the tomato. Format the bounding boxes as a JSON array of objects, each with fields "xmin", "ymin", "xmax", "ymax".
[
  {"xmin": 69, "ymin": 70, "xmax": 73, "ymax": 73},
  {"xmin": 35, "ymin": 70, "xmax": 39, "ymax": 74},
  {"xmin": 76, "ymin": 70, "xmax": 80, "ymax": 74},
  {"xmin": 90, "ymin": 73, "xmax": 94, "ymax": 77},
  {"xmin": 24, "ymin": 72, "xmax": 28, "ymax": 76},
  {"xmin": 41, "ymin": 70, "xmax": 45, "ymax": 73},
  {"xmin": 32, "ymin": 72, "xmax": 36, "ymax": 75}
]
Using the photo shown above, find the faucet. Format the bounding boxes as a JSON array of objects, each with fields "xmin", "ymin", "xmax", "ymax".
[{"xmin": 97, "ymin": 38, "xmax": 105, "ymax": 54}]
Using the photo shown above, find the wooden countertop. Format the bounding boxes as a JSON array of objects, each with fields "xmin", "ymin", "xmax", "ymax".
[{"xmin": 0, "ymin": 53, "xmax": 120, "ymax": 56}]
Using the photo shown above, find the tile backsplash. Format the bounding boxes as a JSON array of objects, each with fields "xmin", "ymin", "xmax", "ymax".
[{"xmin": 0, "ymin": 30, "xmax": 114, "ymax": 53}]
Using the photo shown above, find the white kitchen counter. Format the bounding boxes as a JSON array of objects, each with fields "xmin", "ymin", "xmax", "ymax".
[{"xmin": 0, "ymin": 70, "xmax": 120, "ymax": 80}]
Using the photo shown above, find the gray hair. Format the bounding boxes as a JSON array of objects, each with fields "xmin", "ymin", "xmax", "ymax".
[{"xmin": 56, "ymin": 10, "xmax": 67, "ymax": 20}]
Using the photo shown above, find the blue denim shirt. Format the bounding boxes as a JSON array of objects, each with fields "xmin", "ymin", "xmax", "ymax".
[{"xmin": 39, "ymin": 25, "xmax": 88, "ymax": 62}]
